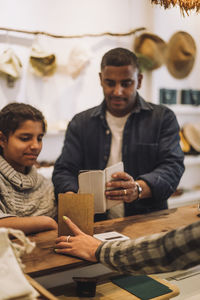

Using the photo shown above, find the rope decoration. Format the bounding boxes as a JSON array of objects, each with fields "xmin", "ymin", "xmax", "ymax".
[{"xmin": 0, "ymin": 26, "xmax": 145, "ymax": 39}]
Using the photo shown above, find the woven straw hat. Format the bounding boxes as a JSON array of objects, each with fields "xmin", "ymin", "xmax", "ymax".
[
  {"xmin": 29, "ymin": 46, "xmax": 56, "ymax": 77},
  {"xmin": 0, "ymin": 48, "xmax": 22, "ymax": 78},
  {"xmin": 166, "ymin": 31, "xmax": 196, "ymax": 79},
  {"xmin": 179, "ymin": 130, "xmax": 191, "ymax": 153},
  {"xmin": 0, "ymin": 48, "xmax": 22, "ymax": 87},
  {"xmin": 183, "ymin": 122, "xmax": 200, "ymax": 152},
  {"xmin": 133, "ymin": 33, "xmax": 167, "ymax": 70}
]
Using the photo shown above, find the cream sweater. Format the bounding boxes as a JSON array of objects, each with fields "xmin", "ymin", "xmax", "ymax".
[{"xmin": 0, "ymin": 155, "xmax": 57, "ymax": 219}]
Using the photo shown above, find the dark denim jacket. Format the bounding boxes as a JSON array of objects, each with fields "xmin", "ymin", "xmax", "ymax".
[{"xmin": 52, "ymin": 94, "xmax": 184, "ymax": 216}]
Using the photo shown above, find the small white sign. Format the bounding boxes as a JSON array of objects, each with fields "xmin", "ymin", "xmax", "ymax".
[{"xmin": 93, "ymin": 231, "xmax": 130, "ymax": 242}]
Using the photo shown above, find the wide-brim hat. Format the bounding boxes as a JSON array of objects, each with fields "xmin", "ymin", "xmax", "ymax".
[
  {"xmin": 67, "ymin": 45, "xmax": 91, "ymax": 79},
  {"xmin": 166, "ymin": 31, "xmax": 196, "ymax": 79},
  {"xmin": 133, "ymin": 32, "xmax": 167, "ymax": 71},
  {"xmin": 179, "ymin": 130, "xmax": 191, "ymax": 153},
  {"xmin": 183, "ymin": 122, "xmax": 200, "ymax": 152},
  {"xmin": 0, "ymin": 48, "xmax": 22, "ymax": 79},
  {"xmin": 29, "ymin": 46, "xmax": 57, "ymax": 77}
]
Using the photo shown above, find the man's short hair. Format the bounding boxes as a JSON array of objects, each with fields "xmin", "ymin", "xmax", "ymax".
[
  {"xmin": 0, "ymin": 102, "xmax": 46, "ymax": 140},
  {"xmin": 101, "ymin": 48, "xmax": 140, "ymax": 71}
]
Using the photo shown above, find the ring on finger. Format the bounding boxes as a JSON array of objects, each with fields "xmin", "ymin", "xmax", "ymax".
[{"xmin": 66, "ymin": 235, "xmax": 71, "ymax": 243}]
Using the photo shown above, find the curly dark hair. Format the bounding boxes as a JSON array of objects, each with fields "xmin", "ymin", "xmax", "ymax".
[
  {"xmin": 101, "ymin": 47, "xmax": 140, "ymax": 71},
  {"xmin": 0, "ymin": 102, "xmax": 46, "ymax": 154}
]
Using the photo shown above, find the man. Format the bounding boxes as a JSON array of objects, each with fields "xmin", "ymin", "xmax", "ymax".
[
  {"xmin": 55, "ymin": 216, "xmax": 200, "ymax": 274},
  {"xmin": 52, "ymin": 48, "xmax": 184, "ymax": 220}
]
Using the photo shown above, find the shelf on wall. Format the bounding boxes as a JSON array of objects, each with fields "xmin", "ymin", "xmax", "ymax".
[
  {"xmin": 166, "ymin": 104, "xmax": 200, "ymax": 115},
  {"xmin": 184, "ymin": 155, "xmax": 200, "ymax": 166},
  {"xmin": 168, "ymin": 189, "xmax": 200, "ymax": 209}
]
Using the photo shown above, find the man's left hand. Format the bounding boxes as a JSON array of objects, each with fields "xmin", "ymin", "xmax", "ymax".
[{"xmin": 105, "ymin": 172, "xmax": 138, "ymax": 203}]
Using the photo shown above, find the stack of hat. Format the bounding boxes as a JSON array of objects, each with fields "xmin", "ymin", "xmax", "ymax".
[{"xmin": 180, "ymin": 122, "xmax": 200, "ymax": 154}]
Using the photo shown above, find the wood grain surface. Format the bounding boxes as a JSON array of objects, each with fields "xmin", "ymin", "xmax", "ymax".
[{"xmin": 23, "ymin": 204, "xmax": 200, "ymax": 277}]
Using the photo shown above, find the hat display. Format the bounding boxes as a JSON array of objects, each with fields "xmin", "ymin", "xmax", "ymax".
[
  {"xmin": 66, "ymin": 45, "xmax": 91, "ymax": 79},
  {"xmin": 133, "ymin": 32, "xmax": 167, "ymax": 71},
  {"xmin": 29, "ymin": 46, "xmax": 57, "ymax": 77},
  {"xmin": 183, "ymin": 122, "xmax": 200, "ymax": 153},
  {"xmin": 0, "ymin": 48, "xmax": 22, "ymax": 86},
  {"xmin": 179, "ymin": 130, "xmax": 191, "ymax": 153},
  {"xmin": 166, "ymin": 31, "xmax": 196, "ymax": 79}
]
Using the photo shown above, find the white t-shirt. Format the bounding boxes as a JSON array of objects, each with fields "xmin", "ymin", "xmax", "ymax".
[
  {"xmin": 105, "ymin": 110, "xmax": 131, "ymax": 218},
  {"xmin": 106, "ymin": 110, "xmax": 130, "ymax": 167}
]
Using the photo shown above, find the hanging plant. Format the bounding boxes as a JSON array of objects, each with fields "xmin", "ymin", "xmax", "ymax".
[{"xmin": 151, "ymin": 0, "xmax": 200, "ymax": 16}]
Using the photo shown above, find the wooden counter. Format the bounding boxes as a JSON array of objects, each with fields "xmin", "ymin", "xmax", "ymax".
[{"xmin": 23, "ymin": 204, "xmax": 200, "ymax": 277}]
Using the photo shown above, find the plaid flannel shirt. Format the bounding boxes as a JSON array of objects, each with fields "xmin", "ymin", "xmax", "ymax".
[{"xmin": 96, "ymin": 221, "xmax": 200, "ymax": 274}]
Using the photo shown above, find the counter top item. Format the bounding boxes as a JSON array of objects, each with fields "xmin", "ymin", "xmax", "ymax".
[
  {"xmin": 23, "ymin": 204, "xmax": 200, "ymax": 277},
  {"xmin": 49, "ymin": 275, "xmax": 179, "ymax": 300}
]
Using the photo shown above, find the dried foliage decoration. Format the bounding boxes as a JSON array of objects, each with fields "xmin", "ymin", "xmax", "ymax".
[{"xmin": 151, "ymin": 0, "xmax": 200, "ymax": 16}]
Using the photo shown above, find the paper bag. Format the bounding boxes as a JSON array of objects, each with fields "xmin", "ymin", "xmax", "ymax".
[{"xmin": 58, "ymin": 193, "xmax": 94, "ymax": 236}]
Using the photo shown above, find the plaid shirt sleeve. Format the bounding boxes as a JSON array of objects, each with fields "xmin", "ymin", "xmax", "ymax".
[{"xmin": 97, "ymin": 221, "xmax": 200, "ymax": 274}]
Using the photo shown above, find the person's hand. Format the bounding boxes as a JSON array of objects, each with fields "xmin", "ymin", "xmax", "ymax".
[
  {"xmin": 105, "ymin": 171, "xmax": 139, "ymax": 203},
  {"xmin": 38, "ymin": 216, "xmax": 58, "ymax": 231},
  {"xmin": 54, "ymin": 216, "xmax": 102, "ymax": 262},
  {"xmin": 0, "ymin": 216, "xmax": 58, "ymax": 235}
]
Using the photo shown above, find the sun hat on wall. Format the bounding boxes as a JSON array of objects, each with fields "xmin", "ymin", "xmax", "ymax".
[
  {"xmin": 166, "ymin": 31, "xmax": 196, "ymax": 79},
  {"xmin": 29, "ymin": 46, "xmax": 57, "ymax": 77},
  {"xmin": 133, "ymin": 32, "xmax": 167, "ymax": 71},
  {"xmin": 66, "ymin": 44, "xmax": 91, "ymax": 79},
  {"xmin": 0, "ymin": 48, "xmax": 22, "ymax": 86},
  {"xmin": 179, "ymin": 130, "xmax": 191, "ymax": 153},
  {"xmin": 183, "ymin": 122, "xmax": 200, "ymax": 153}
]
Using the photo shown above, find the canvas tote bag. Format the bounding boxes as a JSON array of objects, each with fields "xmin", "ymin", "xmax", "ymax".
[{"xmin": 0, "ymin": 227, "xmax": 38, "ymax": 300}]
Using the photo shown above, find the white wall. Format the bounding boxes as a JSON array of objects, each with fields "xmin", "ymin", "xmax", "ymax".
[
  {"xmin": 0, "ymin": 0, "xmax": 200, "ymax": 161},
  {"xmin": 0, "ymin": 0, "xmax": 147, "ymax": 127},
  {"xmin": 1, "ymin": 1, "xmax": 199, "ymax": 115},
  {"xmin": 0, "ymin": 0, "xmax": 133, "ymax": 35}
]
